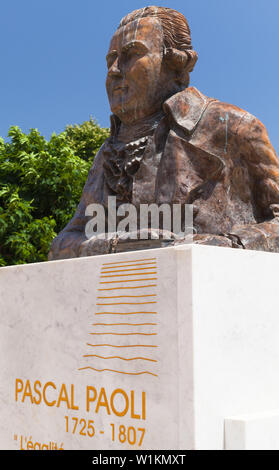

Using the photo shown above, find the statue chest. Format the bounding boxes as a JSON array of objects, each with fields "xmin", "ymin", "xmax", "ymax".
[{"xmin": 132, "ymin": 130, "xmax": 257, "ymax": 233}]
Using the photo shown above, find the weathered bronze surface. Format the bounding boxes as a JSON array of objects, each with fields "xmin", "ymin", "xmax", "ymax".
[{"xmin": 49, "ymin": 6, "xmax": 279, "ymax": 260}]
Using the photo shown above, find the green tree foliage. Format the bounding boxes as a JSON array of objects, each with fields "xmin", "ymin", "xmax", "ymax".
[
  {"xmin": 0, "ymin": 120, "xmax": 109, "ymax": 266},
  {"xmin": 65, "ymin": 117, "xmax": 109, "ymax": 162}
]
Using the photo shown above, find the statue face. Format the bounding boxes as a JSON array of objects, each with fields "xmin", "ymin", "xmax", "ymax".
[{"xmin": 106, "ymin": 17, "xmax": 166, "ymax": 124}]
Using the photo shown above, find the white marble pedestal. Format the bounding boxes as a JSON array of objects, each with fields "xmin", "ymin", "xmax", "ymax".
[{"xmin": 1, "ymin": 245, "xmax": 279, "ymax": 450}]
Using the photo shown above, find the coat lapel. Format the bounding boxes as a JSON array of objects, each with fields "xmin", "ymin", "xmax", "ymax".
[
  {"xmin": 163, "ymin": 86, "xmax": 213, "ymax": 134},
  {"xmin": 110, "ymin": 87, "xmax": 224, "ymax": 206},
  {"xmin": 132, "ymin": 87, "xmax": 225, "ymax": 205},
  {"xmin": 155, "ymin": 131, "xmax": 225, "ymax": 204}
]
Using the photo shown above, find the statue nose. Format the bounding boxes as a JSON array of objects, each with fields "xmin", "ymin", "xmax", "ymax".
[{"xmin": 108, "ymin": 58, "xmax": 122, "ymax": 77}]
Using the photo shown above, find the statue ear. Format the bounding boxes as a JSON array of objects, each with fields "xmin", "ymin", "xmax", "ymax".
[{"xmin": 164, "ymin": 48, "xmax": 198, "ymax": 73}]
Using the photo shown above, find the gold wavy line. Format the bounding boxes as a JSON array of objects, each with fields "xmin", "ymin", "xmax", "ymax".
[
  {"xmin": 100, "ymin": 278, "xmax": 157, "ymax": 284},
  {"xmin": 78, "ymin": 366, "xmax": 158, "ymax": 377},
  {"xmin": 95, "ymin": 312, "xmax": 157, "ymax": 315},
  {"xmin": 98, "ymin": 285, "xmax": 157, "ymax": 290},
  {"xmin": 102, "ymin": 258, "xmax": 156, "ymax": 265},
  {"xmin": 89, "ymin": 332, "xmax": 157, "ymax": 336},
  {"xmin": 100, "ymin": 272, "xmax": 157, "ymax": 278},
  {"xmin": 97, "ymin": 295, "xmax": 156, "ymax": 299},
  {"xmin": 82, "ymin": 354, "xmax": 157, "ymax": 362},
  {"xmin": 101, "ymin": 267, "xmax": 157, "ymax": 274},
  {"xmin": 96, "ymin": 302, "xmax": 157, "ymax": 305},
  {"xmin": 101, "ymin": 262, "xmax": 157, "ymax": 269},
  {"xmin": 92, "ymin": 323, "xmax": 157, "ymax": 326},
  {"xmin": 86, "ymin": 343, "xmax": 158, "ymax": 348}
]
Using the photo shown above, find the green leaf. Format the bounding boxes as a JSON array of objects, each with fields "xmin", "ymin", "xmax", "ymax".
[{"xmin": 0, "ymin": 118, "xmax": 108, "ymax": 265}]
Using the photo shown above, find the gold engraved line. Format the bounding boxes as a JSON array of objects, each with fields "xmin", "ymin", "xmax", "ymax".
[
  {"xmin": 96, "ymin": 302, "xmax": 156, "ymax": 305},
  {"xmin": 101, "ymin": 262, "xmax": 157, "ymax": 269},
  {"xmin": 78, "ymin": 366, "xmax": 158, "ymax": 377},
  {"xmin": 95, "ymin": 312, "xmax": 157, "ymax": 315},
  {"xmin": 100, "ymin": 278, "xmax": 157, "ymax": 284},
  {"xmin": 98, "ymin": 285, "xmax": 156, "ymax": 290},
  {"xmin": 86, "ymin": 343, "xmax": 157, "ymax": 348},
  {"xmin": 101, "ymin": 267, "xmax": 157, "ymax": 274},
  {"xmin": 89, "ymin": 332, "xmax": 157, "ymax": 336},
  {"xmin": 97, "ymin": 295, "xmax": 156, "ymax": 299},
  {"xmin": 100, "ymin": 272, "xmax": 157, "ymax": 278},
  {"xmin": 82, "ymin": 354, "xmax": 157, "ymax": 362},
  {"xmin": 92, "ymin": 323, "xmax": 157, "ymax": 326},
  {"xmin": 102, "ymin": 258, "xmax": 156, "ymax": 265}
]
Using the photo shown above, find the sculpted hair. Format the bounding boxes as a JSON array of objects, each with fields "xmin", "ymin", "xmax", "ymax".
[{"xmin": 118, "ymin": 6, "xmax": 198, "ymax": 86}]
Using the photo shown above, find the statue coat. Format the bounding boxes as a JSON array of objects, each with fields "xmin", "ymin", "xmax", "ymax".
[{"xmin": 49, "ymin": 87, "xmax": 279, "ymax": 259}]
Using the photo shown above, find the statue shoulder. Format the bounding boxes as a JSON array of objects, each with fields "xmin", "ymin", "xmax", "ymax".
[
  {"xmin": 164, "ymin": 86, "xmax": 253, "ymax": 136},
  {"xmin": 201, "ymin": 94, "xmax": 265, "ymax": 137},
  {"xmin": 86, "ymin": 139, "xmax": 110, "ymax": 178},
  {"xmin": 203, "ymin": 94, "xmax": 279, "ymax": 168},
  {"xmin": 189, "ymin": 91, "xmax": 270, "ymax": 147}
]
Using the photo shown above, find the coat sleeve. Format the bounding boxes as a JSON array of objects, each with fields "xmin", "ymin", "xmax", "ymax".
[
  {"xmin": 48, "ymin": 145, "xmax": 106, "ymax": 260},
  {"xmin": 48, "ymin": 196, "xmax": 88, "ymax": 260},
  {"xmin": 225, "ymin": 114, "xmax": 279, "ymax": 251}
]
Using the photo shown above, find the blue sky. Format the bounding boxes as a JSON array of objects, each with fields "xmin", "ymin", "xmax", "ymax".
[{"xmin": 1, "ymin": 0, "xmax": 279, "ymax": 152}]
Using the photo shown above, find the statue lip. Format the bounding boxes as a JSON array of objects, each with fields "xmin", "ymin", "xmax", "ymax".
[{"xmin": 113, "ymin": 85, "xmax": 128, "ymax": 92}]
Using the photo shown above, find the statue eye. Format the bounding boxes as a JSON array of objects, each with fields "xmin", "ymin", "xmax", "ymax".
[
  {"xmin": 125, "ymin": 47, "xmax": 143, "ymax": 61},
  {"xmin": 123, "ymin": 43, "xmax": 145, "ymax": 59}
]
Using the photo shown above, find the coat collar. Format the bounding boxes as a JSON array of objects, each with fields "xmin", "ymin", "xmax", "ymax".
[
  {"xmin": 163, "ymin": 86, "xmax": 213, "ymax": 135},
  {"xmin": 109, "ymin": 87, "xmax": 213, "ymax": 138}
]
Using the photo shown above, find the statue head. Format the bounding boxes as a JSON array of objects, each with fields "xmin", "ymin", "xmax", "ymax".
[{"xmin": 106, "ymin": 6, "xmax": 198, "ymax": 125}]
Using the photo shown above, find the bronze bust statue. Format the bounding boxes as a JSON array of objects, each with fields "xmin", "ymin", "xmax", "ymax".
[{"xmin": 49, "ymin": 6, "xmax": 279, "ymax": 260}]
